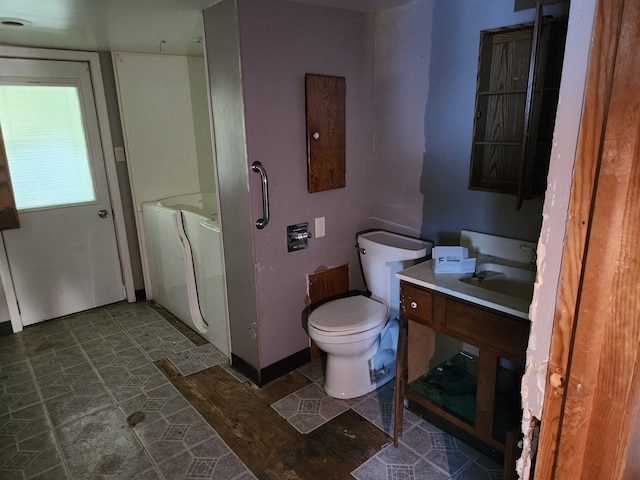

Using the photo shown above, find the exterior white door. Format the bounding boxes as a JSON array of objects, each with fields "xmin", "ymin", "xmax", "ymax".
[{"xmin": 0, "ymin": 58, "xmax": 124, "ymax": 326}]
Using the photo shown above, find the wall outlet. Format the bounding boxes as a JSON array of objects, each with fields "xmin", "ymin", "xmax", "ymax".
[{"xmin": 315, "ymin": 216, "xmax": 325, "ymax": 238}]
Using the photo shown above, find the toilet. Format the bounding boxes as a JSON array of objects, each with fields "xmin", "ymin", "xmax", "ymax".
[{"xmin": 305, "ymin": 230, "xmax": 432, "ymax": 399}]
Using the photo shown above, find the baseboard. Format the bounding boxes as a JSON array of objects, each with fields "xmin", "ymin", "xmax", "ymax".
[
  {"xmin": 230, "ymin": 354, "xmax": 260, "ymax": 385},
  {"xmin": 231, "ymin": 348, "xmax": 311, "ymax": 386},
  {"xmin": 259, "ymin": 348, "xmax": 310, "ymax": 385},
  {"xmin": 0, "ymin": 321, "xmax": 12, "ymax": 336}
]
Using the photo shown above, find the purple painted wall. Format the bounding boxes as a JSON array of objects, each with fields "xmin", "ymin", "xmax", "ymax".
[
  {"xmin": 211, "ymin": 0, "xmax": 574, "ymax": 374},
  {"xmin": 237, "ymin": 0, "xmax": 375, "ymax": 367},
  {"xmin": 372, "ymin": 1, "xmax": 568, "ymax": 245}
]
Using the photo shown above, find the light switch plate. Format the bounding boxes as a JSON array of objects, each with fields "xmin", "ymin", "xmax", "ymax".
[
  {"xmin": 114, "ymin": 146, "xmax": 126, "ymax": 163},
  {"xmin": 315, "ymin": 217, "xmax": 325, "ymax": 238}
]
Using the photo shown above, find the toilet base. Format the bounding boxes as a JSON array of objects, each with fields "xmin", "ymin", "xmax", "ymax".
[
  {"xmin": 323, "ymin": 347, "xmax": 397, "ymax": 399},
  {"xmin": 322, "ymin": 317, "xmax": 399, "ymax": 399},
  {"xmin": 323, "ymin": 355, "xmax": 377, "ymax": 399}
]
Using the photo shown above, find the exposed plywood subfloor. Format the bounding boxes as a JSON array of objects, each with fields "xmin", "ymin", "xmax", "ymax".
[{"xmin": 155, "ymin": 359, "xmax": 390, "ymax": 479}]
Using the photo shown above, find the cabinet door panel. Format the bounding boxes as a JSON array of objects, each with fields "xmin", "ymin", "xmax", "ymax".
[
  {"xmin": 469, "ymin": 17, "xmax": 567, "ymax": 208},
  {"xmin": 305, "ymin": 74, "xmax": 346, "ymax": 193},
  {"xmin": 401, "ymin": 283, "xmax": 433, "ymax": 326}
]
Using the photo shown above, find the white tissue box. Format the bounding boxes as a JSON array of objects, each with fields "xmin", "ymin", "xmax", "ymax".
[{"xmin": 432, "ymin": 246, "xmax": 477, "ymax": 273}]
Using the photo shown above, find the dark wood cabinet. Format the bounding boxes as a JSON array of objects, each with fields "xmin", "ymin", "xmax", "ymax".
[
  {"xmin": 305, "ymin": 74, "xmax": 346, "ymax": 193},
  {"xmin": 394, "ymin": 281, "xmax": 530, "ymax": 473},
  {"xmin": 468, "ymin": 10, "xmax": 567, "ymax": 209}
]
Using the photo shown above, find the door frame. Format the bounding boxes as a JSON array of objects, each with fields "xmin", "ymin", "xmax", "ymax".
[
  {"xmin": 535, "ymin": 0, "xmax": 640, "ymax": 477},
  {"xmin": 0, "ymin": 45, "xmax": 136, "ymax": 333}
]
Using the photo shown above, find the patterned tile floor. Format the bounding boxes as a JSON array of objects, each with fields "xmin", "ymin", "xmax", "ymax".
[
  {"xmin": 287, "ymin": 359, "xmax": 504, "ymax": 479},
  {"xmin": 0, "ymin": 302, "xmax": 251, "ymax": 480},
  {"xmin": 1, "ymin": 302, "xmax": 503, "ymax": 479},
  {"xmin": 271, "ymin": 383, "xmax": 349, "ymax": 434}
]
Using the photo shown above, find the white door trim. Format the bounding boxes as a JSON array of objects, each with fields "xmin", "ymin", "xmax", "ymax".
[
  {"xmin": 0, "ymin": 45, "xmax": 136, "ymax": 332},
  {"xmin": 0, "ymin": 235, "xmax": 22, "ymax": 333}
]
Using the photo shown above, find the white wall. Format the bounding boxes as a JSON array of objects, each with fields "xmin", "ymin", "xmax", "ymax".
[
  {"xmin": 187, "ymin": 57, "xmax": 217, "ymax": 195},
  {"xmin": 369, "ymin": 1, "xmax": 434, "ymax": 237},
  {"xmin": 0, "ymin": 286, "xmax": 10, "ymax": 324},
  {"xmin": 113, "ymin": 52, "xmax": 212, "ymax": 212},
  {"xmin": 113, "ymin": 52, "xmax": 216, "ymax": 295}
]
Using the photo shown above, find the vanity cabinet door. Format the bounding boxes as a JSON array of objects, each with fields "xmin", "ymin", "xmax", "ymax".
[{"xmin": 400, "ymin": 283, "xmax": 433, "ymax": 326}]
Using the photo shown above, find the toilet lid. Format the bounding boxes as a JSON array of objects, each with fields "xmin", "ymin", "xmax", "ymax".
[{"xmin": 308, "ymin": 295, "xmax": 389, "ymax": 334}]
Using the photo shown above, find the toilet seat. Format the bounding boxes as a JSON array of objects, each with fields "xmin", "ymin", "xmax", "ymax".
[{"xmin": 308, "ymin": 295, "xmax": 388, "ymax": 337}]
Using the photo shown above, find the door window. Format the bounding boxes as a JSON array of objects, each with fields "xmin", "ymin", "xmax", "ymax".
[{"xmin": 0, "ymin": 84, "xmax": 97, "ymax": 211}]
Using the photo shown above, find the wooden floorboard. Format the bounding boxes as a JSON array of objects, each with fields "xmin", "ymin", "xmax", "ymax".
[{"xmin": 155, "ymin": 359, "xmax": 390, "ymax": 479}]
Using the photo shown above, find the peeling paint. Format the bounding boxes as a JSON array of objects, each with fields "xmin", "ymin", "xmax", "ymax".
[
  {"xmin": 518, "ymin": 0, "xmax": 597, "ymax": 474},
  {"xmin": 517, "ymin": 410, "xmax": 539, "ymax": 480},
  {"xmin": 248, "ymin": 322, "xmax": 257, "ymax": 340},
  {"xmin": 538, "ymin": 361, "xmax": 549, "ymax": 392}
]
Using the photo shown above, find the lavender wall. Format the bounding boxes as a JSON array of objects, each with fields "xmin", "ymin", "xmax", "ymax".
[
  {"xmin": 206, "ymin": 0, "xmax": 573, "ymax": 373},
  {"xmin": 373, "ymin": 1, "xmax": 568, "ymax": 245},
  {"xmin": 368, "ymin": 1, "xmax": 433, "ymax": 238},
  {"xmin": 237, "ymin": 0, "xmax": 375, "ymax": 367}
]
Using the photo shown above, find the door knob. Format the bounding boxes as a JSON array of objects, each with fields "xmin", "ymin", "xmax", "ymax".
[{"xmin": 98, "ymin": 209, "xmax": 110, "ymax": 218}]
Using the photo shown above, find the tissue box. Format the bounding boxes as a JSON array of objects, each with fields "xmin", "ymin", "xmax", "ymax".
[{"xmin": 432, "ymin": 246, "xmax": 477, "ymax": 273}]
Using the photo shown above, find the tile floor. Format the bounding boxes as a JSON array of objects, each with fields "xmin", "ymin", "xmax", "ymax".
[
  {"xmin": 0, "ymin": 302, "xmax": 502, "ymax": 479},
  {"xmin": 287, "ymin": 359, "xmax": 503, "ymax": 479},
  {"xmin": 0, "ymin": 303, "xmax": 252, "ymax": 480}
]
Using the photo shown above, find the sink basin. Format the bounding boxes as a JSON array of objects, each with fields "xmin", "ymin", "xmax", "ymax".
[{"xmin": 459, "ymin": 262, "xmax": 535, "ymax": 301}]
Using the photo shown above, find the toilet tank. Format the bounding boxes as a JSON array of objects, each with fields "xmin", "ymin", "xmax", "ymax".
[{"xmin": 358, "ymin": 230, "xmax": 432, "ymax": 310}]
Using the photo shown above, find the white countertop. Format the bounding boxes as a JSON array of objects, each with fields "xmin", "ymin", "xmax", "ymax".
[{"xmin": 396, "ymin": 259, "xmax": 531, "ymax": 320}]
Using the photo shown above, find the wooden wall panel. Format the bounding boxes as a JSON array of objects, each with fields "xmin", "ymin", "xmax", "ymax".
[
  {"xmin": 535, "ymin": 0, "xmax": 621, "ymax": 474},
  {"xmin": 536, "ymin": 0, "xmax": 640, "ymax": 477},
  {"xmin": 307, "ymin": 264, "xmax": 350, "ymax": 360},
  {"xmin": 307, "ymin": 264, "xmax": 350, "ymax": 304},
  {"xmin": 305, "ymin": 74, "xmax": 346, "ymax": 193}
]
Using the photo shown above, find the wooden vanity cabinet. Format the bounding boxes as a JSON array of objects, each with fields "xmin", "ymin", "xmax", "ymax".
[{"xmin": 395, "ymin": 281, "xmax": 531, "ymax": 461}]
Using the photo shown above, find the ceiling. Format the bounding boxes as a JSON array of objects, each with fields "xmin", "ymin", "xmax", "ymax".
[{"xmin": 0, "ymin": 0, "xmax": 415, "ymax": 56}]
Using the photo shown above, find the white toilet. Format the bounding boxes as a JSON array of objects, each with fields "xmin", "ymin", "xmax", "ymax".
[{"xmin": 305, "ymin": 230, "xmax": 432, "ymax": 399}]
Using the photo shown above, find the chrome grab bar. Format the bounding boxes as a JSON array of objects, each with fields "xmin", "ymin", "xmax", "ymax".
[{"xmin": 251, "ymin": 161, "xmax": 270, "ymax": 229}]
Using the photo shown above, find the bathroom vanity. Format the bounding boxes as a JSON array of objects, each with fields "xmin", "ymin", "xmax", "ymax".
[{"xmin": 393, "ymin": 231, "xmax": 535, "ymax": 476}]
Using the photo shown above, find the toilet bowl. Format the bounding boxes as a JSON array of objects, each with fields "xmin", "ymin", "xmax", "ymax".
[
  {"xmin": 307, "ymin": 295, "xmax": 389, "ymax": 398},
  {"xmin": 305, "ymin": 230, "xmax": 432, "ymax": 399}
]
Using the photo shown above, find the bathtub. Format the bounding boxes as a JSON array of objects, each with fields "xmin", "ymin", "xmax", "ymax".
[{"xmin": 142, "ymin": 193, "xmax": 230, "ymax": 357}]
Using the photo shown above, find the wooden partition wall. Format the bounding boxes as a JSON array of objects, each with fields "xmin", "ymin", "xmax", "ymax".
[{"xmin": 536, "ymin": 0, "xmax": 640, "ymax": 478}]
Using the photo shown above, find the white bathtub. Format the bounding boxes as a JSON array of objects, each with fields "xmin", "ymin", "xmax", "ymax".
[{"xmin": 142, "ymin": 193, "xmax": 230, "ymax": 357}]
